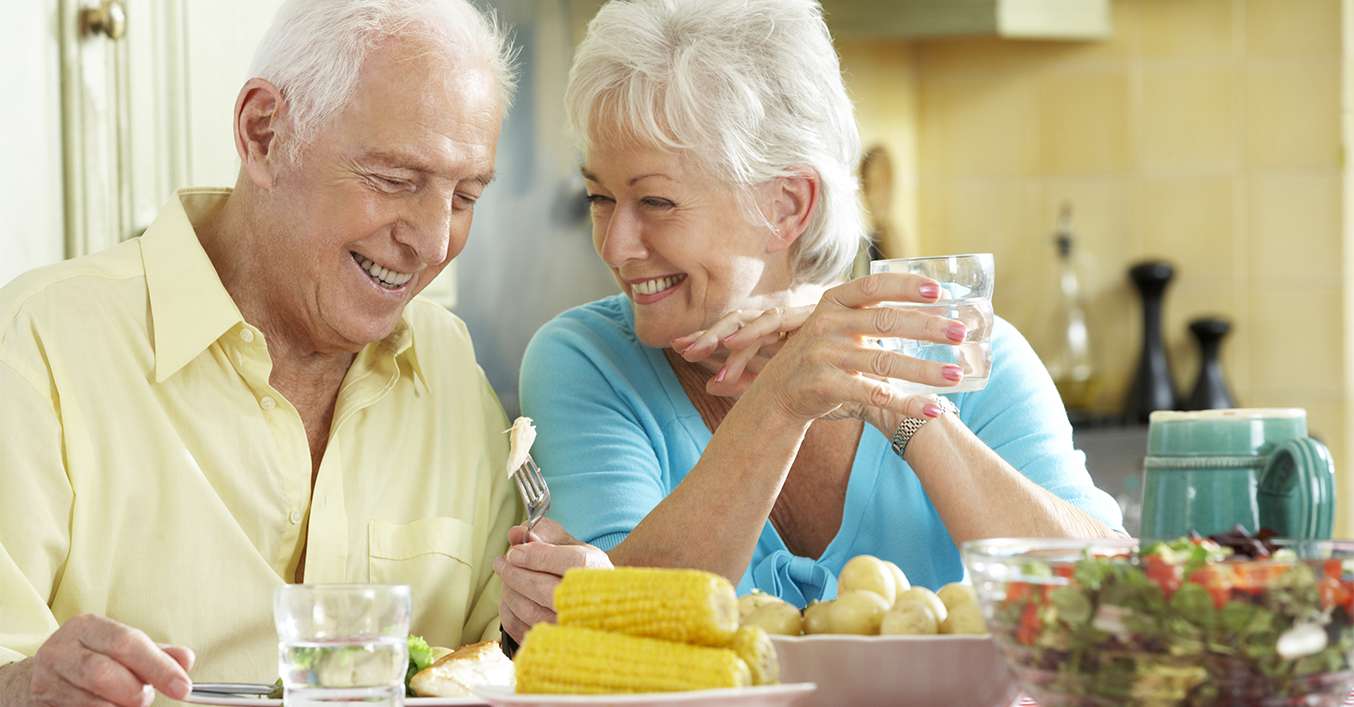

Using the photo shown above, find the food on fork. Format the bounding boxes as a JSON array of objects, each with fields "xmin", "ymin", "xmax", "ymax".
[
  {"xmin": 504, "ymin": 416, "xmax": 537, "ymax": 477},
  {"xmin": 515, "ymin": 624, "xmax": 751, "ymax": 694},
  {"xmin": 553, "ymin": 567, "xmax": 739, "ymax": 646},
  {"xmin": 409, "ymin": 641, "xmax": 514, "ymax": 697}
]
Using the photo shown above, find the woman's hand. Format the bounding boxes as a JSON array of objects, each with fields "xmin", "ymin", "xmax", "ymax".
[
  {"xmin": 494, "ymin": 519, "xmax": 612, "ymax": 643},
  {"xmin": 736, "ymin": 273, "xmax": 968, "ymax": 428},
  {"xmin": 670, "ymin": 305, "xmax": 815, "ymax": 397}
]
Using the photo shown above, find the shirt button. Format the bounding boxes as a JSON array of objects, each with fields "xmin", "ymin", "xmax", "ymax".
[
  {"xmin": 259, "ymin": 396, "xmax": 277, "ymax": 411},
  {"xmin": 240, "ymin": 328, "xmax": 255, "ymax": 343},
  {"xmin": 288, "ymin": 510, "xmax": 302, "ymax": 525}
]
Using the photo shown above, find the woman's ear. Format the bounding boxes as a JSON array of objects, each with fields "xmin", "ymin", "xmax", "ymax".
[
  {"xmin": 764, "ymin": 170, "xmax": 819, "ymax": 254},
  {"xmin": 233, "ymin": 78, "xmax": 288, "ymax": 189}
]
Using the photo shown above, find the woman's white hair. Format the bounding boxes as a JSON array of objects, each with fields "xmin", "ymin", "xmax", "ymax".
[
  {"xmin": 250, "ymin": 0, "xmax": 518, "ymax": 162},
  {"xmin": 565, "ymin": 0, "xmax": 865, "ymax": 285}
]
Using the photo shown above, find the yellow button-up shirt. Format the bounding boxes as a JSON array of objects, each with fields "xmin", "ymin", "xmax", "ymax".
[{"xmin": 0, "ymin": 189, "xmax": 520, "ymax": 696}]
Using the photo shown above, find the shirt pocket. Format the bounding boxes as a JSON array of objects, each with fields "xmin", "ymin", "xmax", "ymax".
[{"xmin": 368, "ymin": 516, "xmax": 477, "ymax": 634}]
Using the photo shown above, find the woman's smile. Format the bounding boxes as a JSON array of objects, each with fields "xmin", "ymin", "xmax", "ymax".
[{"xmin": 628, "ymin": 273, "xmax": 688, "ymax": 304}]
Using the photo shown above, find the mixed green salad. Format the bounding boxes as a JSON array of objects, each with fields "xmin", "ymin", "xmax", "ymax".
[{"xmin": 991, "ymin": 528, "xmax": 1354, "ymax": 704}]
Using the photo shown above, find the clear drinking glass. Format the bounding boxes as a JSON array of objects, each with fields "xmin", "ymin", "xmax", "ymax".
[
  {"xmin": 869, "ymin": 253, "xmax": 996, "ymax": 395},
  {"xmin": 274, "ymin": 584, "xmax": 411, "ymax": 706}
]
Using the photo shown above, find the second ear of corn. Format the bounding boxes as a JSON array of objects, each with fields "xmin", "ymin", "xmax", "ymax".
[
  {"xmin": 515, "ymin": 567, "xmax": 780, "ymax": 694},
  {"xmin": 515, "ymin": 624, "xmax": 751, "ymax": 694}
]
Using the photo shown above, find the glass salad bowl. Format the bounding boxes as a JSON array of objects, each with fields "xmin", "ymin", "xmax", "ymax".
[{"xmin": 962, "ymin": 533, "xmax": 1354, "ymax": 706}]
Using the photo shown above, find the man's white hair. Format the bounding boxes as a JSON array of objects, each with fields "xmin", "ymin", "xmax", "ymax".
[
  {"xmin": 250, "ymin": 0, "xmax": 518, "ymax": 162},
  {"xmin": 565, "ymin": 0, "xmax": 865, "ymax": 285}
]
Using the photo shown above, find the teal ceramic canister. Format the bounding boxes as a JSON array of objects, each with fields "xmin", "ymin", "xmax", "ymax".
[{"xmin": 1139, "ymin": 409, "xmax": 1335, "ymax": 540}]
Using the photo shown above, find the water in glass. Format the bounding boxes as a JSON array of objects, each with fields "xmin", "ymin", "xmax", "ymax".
[
  {"xmin": 878, "ymin": 296, "xmax": 994, "ymax": 395},
  {"xmin": 278, "ymin": 636, "xmax": 406, "ymax": 705},
  {"xmin": 274, "ymin": 584, "xmax": 410, "ymax": 706}
]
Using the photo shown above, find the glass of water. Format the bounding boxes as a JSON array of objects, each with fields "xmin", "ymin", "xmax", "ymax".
[
  {"xmin": 274, "ymin": 584, "xmax": 411, "ymax": 706},
  {"xmin": 869, "ymin": 253, "xmax": 996, "ymax": 395}
]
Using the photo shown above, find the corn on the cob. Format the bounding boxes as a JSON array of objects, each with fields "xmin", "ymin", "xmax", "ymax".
[
  {"xmin": 515, "ymin": 623, "xmax": 752, "ymax": 694},
  {"xmin": 729, "ymin": 625, "xmax": 779, "ymax": 686},
  {"xmin": 554, "ymin": 567, "xmax": 739, "ymax": 646}
]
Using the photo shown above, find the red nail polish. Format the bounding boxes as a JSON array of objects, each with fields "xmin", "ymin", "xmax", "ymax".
[
  {"xmin": 920, "ymin": 283, "xmax": 940, "ymax": 299},
  {"xmin": 715, "ymin": 367, "xmax": 727, "ymax": 383},
  {"xmin": 946, "ymin": 323, "xmax": 967, "ymax": 343},
  {"xmin": 943, "ymin": 365, "xmax": 963, "ymax": 382},
  {"xmin": 923, "ymin": 404, "xmax": 943, "ymax": 418}
]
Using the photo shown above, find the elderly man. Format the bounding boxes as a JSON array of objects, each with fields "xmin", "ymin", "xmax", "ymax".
[{"xmin": 0, "ymin": 1, "xmax": 520, "ymax": 704}]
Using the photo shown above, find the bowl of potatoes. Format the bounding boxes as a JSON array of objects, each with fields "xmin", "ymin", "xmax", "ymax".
[{"xmin": 744, "ymin": 555, "xmax": 1020, "ymax": 707}]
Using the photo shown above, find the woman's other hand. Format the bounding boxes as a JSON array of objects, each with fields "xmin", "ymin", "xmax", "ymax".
[
  {"xmin": 494, "ymin": 519, "xmax": 613, "ymax": 643},
  {"xmin": 671, "ymin": 304, "xmax": 815, "ymax": 397},
  {"xmin": 744, "ymin": 273, "xmax": 968, "ymax": 428}
]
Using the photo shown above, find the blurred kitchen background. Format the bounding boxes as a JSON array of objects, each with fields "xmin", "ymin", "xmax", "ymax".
[{"xmin": 2, "ymin": 0, "xmax": 1347, "ymax": 535}]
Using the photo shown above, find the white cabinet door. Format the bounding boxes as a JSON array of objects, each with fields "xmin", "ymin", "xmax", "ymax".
[
  {"xmin": 0, "ymin": 0, "xmax": 65, "ymax": 286},
  {"xmin": 24, "ymin": 0, "xmax": 277, "ymax": 269},
  {"xmin": 58, "ymin": 0, "xmax": 189, "ymax": 258}
]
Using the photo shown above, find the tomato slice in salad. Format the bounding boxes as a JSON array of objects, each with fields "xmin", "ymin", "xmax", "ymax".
[
  {"xmin": 1016, "ymin": 601, "xmax": 1041, "ymax": 646},
  {"xmin": 1143, "ymin": 554, "xmax": 1182, "ymax": 597}
]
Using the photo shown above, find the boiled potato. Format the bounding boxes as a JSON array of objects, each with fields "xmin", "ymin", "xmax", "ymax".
[
  {"xmin": 895, "ymin": 587, "xmax": 948, "ymax": 625},
  {"xmin": 827, "ymin": 590, "xmax": 890, "ymax": 635},
  {"xmin": 940, "ymin": 601, "xmax": 988, "ymax": 635},
  {"xmin": 879, "ymin": 602, "xmax": 939, "ymax": 635},
  {"xmin": 803, "ymin": 600, "xmax": 834, "ymax": 635},
  {"xmin": 883, "ymin": 560, "xmax": 911, "ymax": 599},
  {"xmin": 937, "ymin": 582, "xmax": 980, "ymax": 612},
  {"xmin": 838, "ymin": 555, "xmax": 896, "ymax": 606},
  {"xmin": 738, "ymin": 590, "xmax": 789, "ymax": 620},
  {"xmin": 744, "ymin": 601, "xmax": 804, "ymax": 636}
]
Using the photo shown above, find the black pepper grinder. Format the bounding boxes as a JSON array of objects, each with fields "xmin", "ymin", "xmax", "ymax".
[
  {"xmin": 1183, "ymin": 317, "xmax": 1238, "ymax": 410},
  {"xmin": 1124, "ymin": 261, "xmax": 1178, "ymax": 423}
]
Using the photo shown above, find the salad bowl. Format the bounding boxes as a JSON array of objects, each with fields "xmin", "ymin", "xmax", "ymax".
[{"xmin": 962, "ymin": 534, "xmax": 1354, "ymax": 706}]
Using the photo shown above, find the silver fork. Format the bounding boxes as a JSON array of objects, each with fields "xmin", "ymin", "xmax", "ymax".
[{"xmin": 512, "ymin": 454, "xmax": 551, "ymax": 533}]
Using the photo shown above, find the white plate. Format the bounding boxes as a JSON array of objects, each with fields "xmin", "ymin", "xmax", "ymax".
[
  {"xmin": 184, "ymin": 695, "xmax": 488, "ymax": 706},
  {"xmin": 472, "ymin": 683, "xmax": 816, "ymax": 707}
]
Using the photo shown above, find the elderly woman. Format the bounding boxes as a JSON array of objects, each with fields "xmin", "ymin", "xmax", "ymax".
[{"xmin": 494, "ymin": 0, "xmax": 1122, "ymax": 643}]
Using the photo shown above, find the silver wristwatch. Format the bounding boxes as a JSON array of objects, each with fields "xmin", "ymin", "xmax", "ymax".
[{"xmin": 890, "ymin": 396, "xmax": 959, "ymax": 458}]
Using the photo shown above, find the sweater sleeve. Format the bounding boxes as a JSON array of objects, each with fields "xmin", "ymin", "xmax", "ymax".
[
  {"xmin": 956, "ymin": 318, "xmax": 1125, "ymax": 532},
  {"xmin": 518, "ymin": 312, "xmax": 671, "ymax": 551}
]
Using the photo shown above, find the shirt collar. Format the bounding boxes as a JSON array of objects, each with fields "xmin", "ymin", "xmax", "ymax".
[
  {"xmin": 379, "ymin": 314, "xmax": 430, "ymax": 393},
  {"xmin": 141, "ymin": 188, "xmax": 429, "ymax": 391},
  {"xmin": 141, "ymin": 189, "xmax": 244, "ymax": 383}
]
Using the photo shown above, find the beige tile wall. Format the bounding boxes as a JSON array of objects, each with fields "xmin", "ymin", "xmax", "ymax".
[{"xmin": 839, "ymin": 0, "xmax": 1349, "ymax": 532}]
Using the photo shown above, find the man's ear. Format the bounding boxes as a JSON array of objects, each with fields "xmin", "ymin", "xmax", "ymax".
[
  {"xmin": 233, "ymin": 78, "xmax": 288, "ymax": 189},
  {"xmin": 764, "ymin": 170, "xmax": 819, "ymax": 254}
]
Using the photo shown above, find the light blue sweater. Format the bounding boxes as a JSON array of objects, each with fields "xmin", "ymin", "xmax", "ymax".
[{"xmin": 519, "ymin": 295, "xmax": 1123, "ymax": 606}]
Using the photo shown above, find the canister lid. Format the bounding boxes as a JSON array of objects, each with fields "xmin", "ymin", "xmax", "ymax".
[{"xmin": 1147, "ymin": 408, "xmax": 1308, "ymax": 457}]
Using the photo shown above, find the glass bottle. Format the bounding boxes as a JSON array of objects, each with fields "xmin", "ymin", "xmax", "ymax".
[{"xmin": 1045, "ymin": 205, "xmax": 1097, "ymax": 411}]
